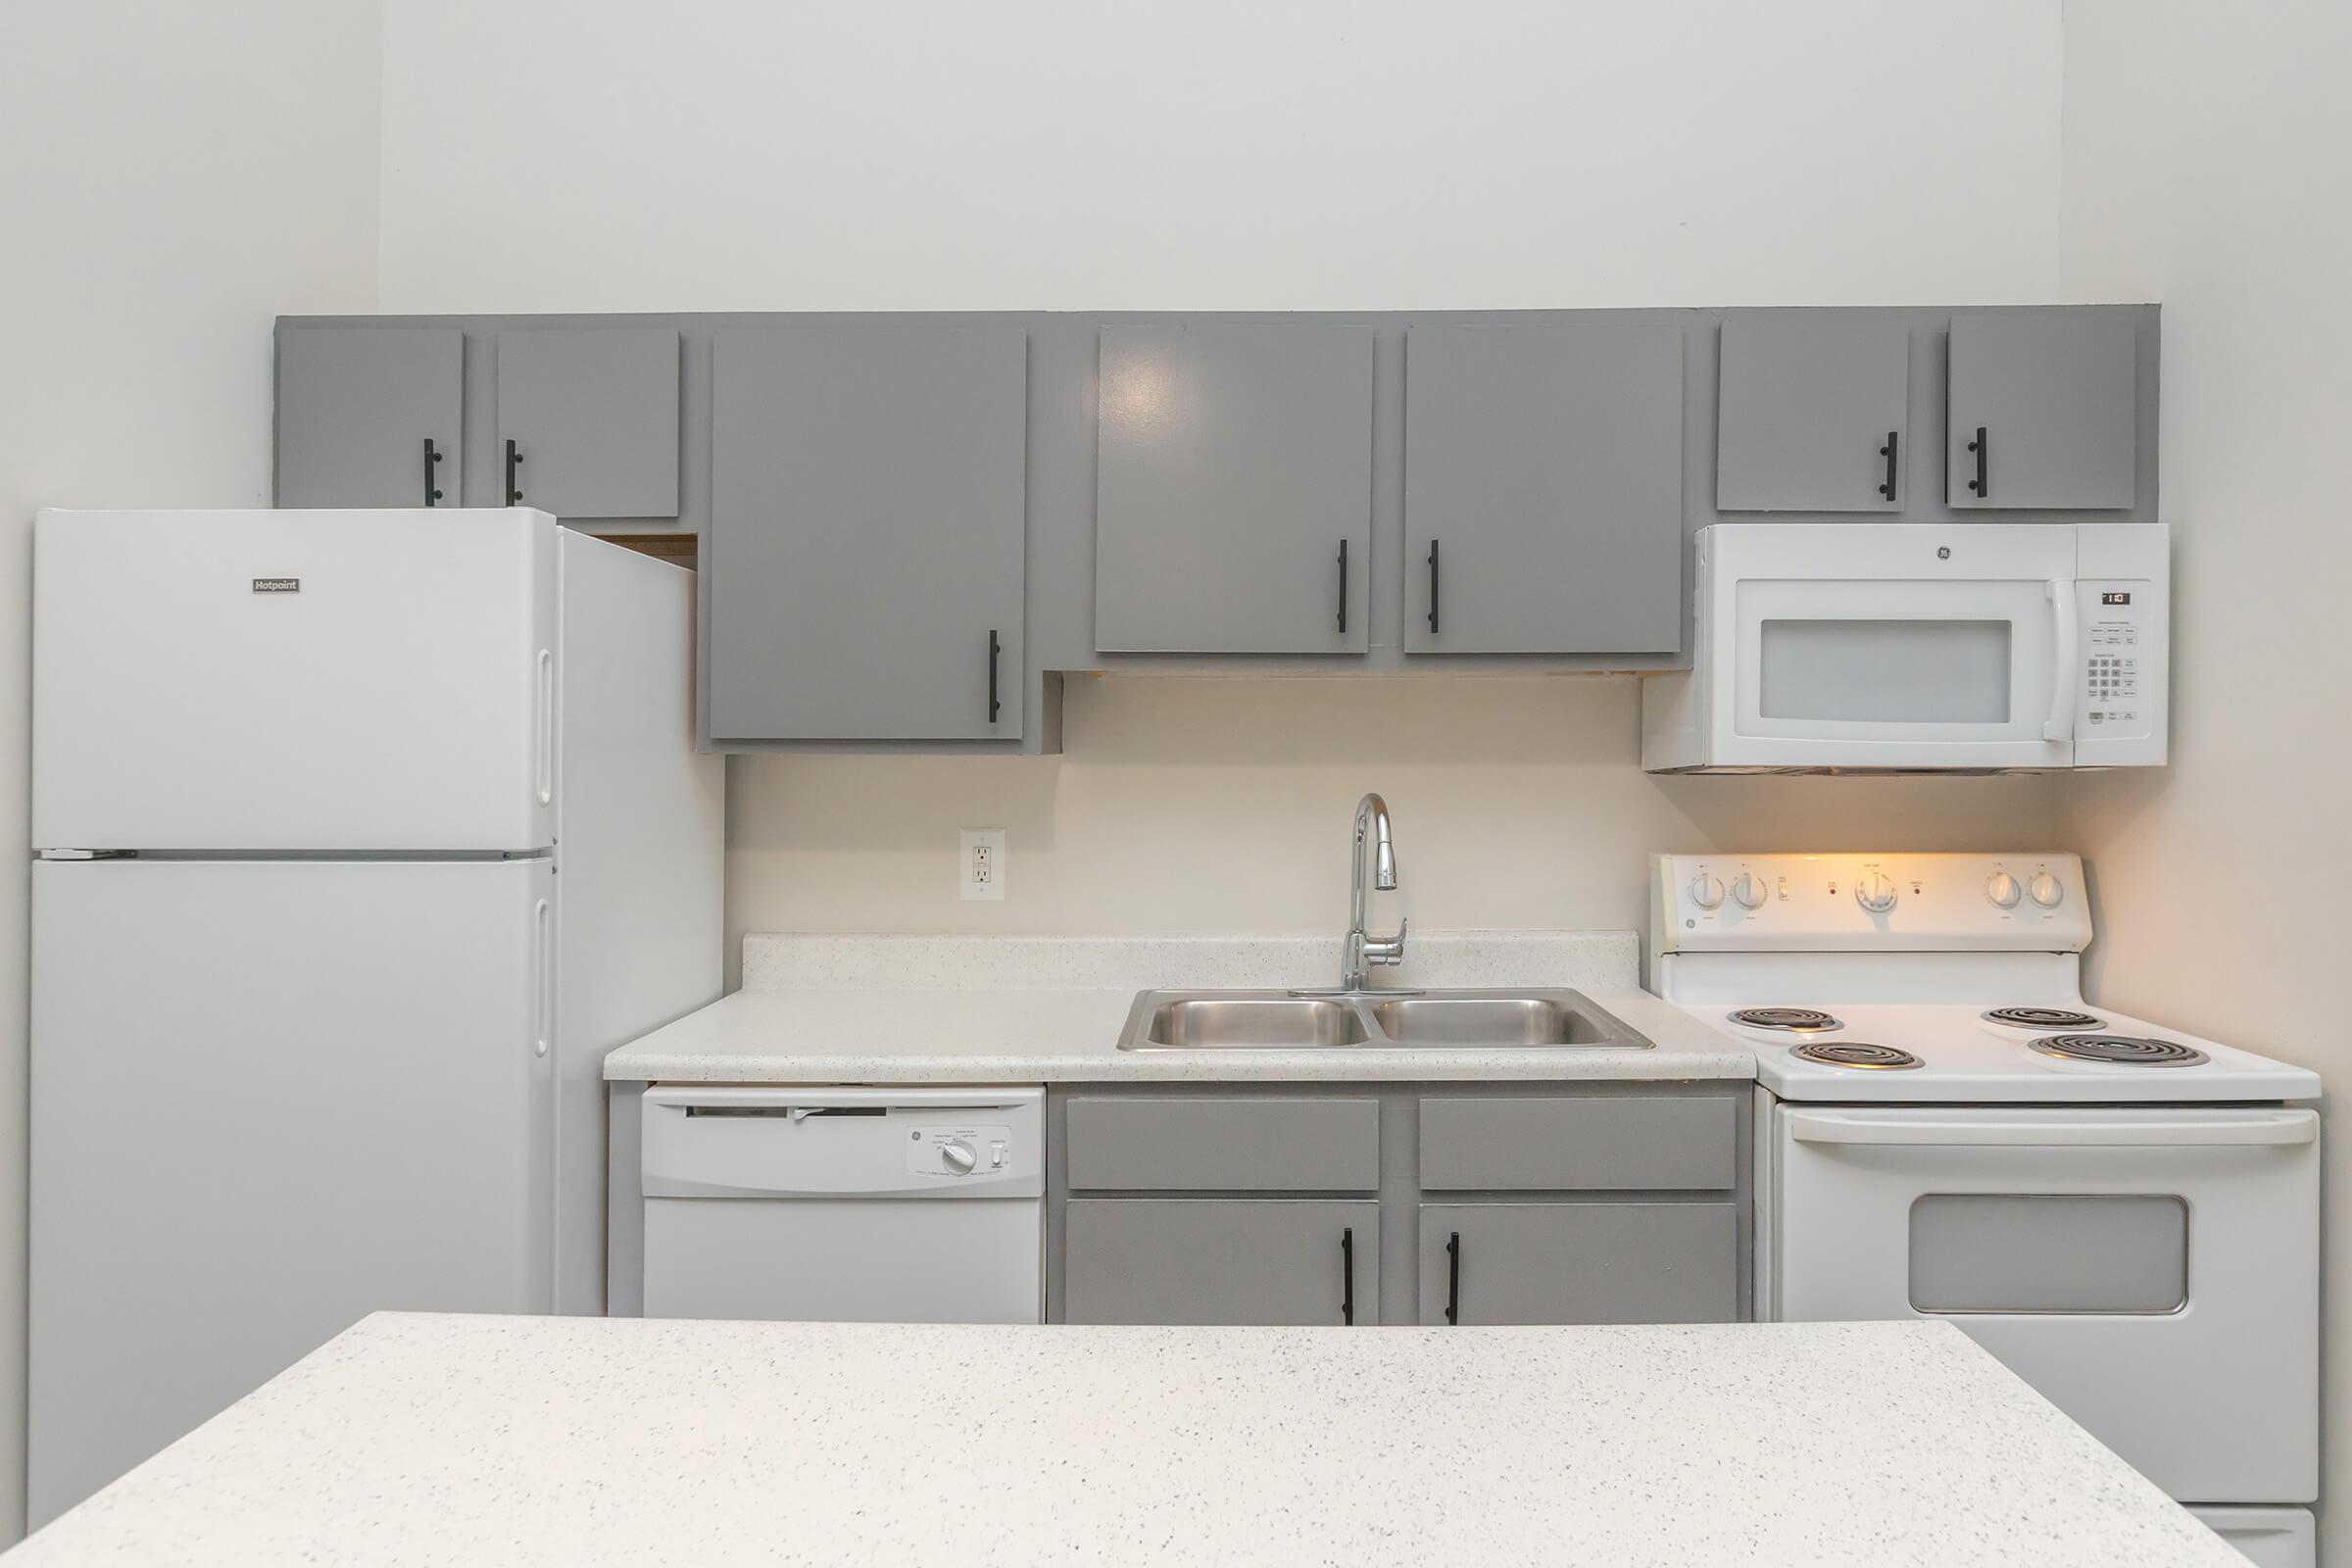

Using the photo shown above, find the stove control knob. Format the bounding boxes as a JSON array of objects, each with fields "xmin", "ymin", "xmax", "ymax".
[
  {"xmin": 939, "ymin": 1140, "xmax": 978, "ymax": 1175},
  {"xmin": 1688, "ymin": 874, "xmax": 1725, "ymax": 910},
  {"xmin": 1855, "ymin": 872, "xmax": 1898, "ymax": 913},
  {"xmin": 1730, "ymin": 872, "xmax": 1767, "ymax": 909},
  {"xmin": 2027, "ymin": 871, "xmax": 2066, "ymax": 908},
  {"xmin": 1984, "ymin": 872, "xmax": 2022, "ymax": 908}
]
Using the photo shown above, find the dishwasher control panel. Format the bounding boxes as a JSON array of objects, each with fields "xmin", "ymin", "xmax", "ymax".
[{"xmin": 908, "ymin": 1124, "xmax": 1016, "ymax": 1178}]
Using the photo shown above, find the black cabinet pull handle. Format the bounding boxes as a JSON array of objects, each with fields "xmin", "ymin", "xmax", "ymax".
[
  {"xmin": 422, "ymin": 438, "xmax": 445, "ymax": 507},
  {"xmin": 1878, "ymin": 429, "xmax": 1898, "ymax": 502},
  {"xmin": 1444, "ymin": 1231, "xmax": 1461, "ymax": 1326},
  {"xmin": 1341, "ymin": 1226, "xmax": 1355, "ymax": 1325},
  {"xmin": 987, "ymin": 629, "xmax": 1002, "ymax": 725},
  {"xmin": 505, "ymin": 438, "xmax": 524, "ymax": 506},
  {"xmin": 1426, "ymin": 539, "xmax": 1441, "ymax": 635},
  {"xmin": 1336, "ymin": 539, "xmax": 1348, "ymax": 635},
  {"xmin": 1966, "ymin": 424, "xmax": 1987, "ymax": 498}
]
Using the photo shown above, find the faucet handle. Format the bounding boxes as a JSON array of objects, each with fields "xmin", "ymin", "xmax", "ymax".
[{"xmin": 1365, "ymin": 916, "xmax": 1409, "ymax": 967}]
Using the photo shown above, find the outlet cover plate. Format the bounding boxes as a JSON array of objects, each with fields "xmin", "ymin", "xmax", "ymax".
[{"xmin": 959, "ymin": 828, "xmax": 1005, "ymax": 902}]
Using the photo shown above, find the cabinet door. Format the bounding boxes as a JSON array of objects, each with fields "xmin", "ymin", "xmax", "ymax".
[
  {"xmin": 1094, "ymin": 325, "xmax": 1372, "ymax": 654},
  {"xmin": 1418, "ymin": 1203, "xmax": 1737, "ymax": 1326},
  {"xmin": 1061, "ymin": 1200, "xmax": 1379, "ymax": 1325},
  {"xmin": 275, "ymin": 326, "xmax": 463, "ymax": 509},
  {"xmin": 1404, "ymin": 323, "xmax": 1683, "ymax": 653},
  {"xmin": 1717, "ymin": 316, "xmax": 1909, "ymax": 512},
  {"xmin": 1947, "ymin": 313, "xmax": 2138, "ymax": 510},
  {"xmin": 709, "ymin": 328, "xmax": 1027, "ymax": 742},
  {"xmin": 495, "ymin": 328, "xmax": 680, "ymax": 518}
]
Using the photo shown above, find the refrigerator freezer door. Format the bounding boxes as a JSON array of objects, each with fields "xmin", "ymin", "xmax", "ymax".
[
  {"xmin": 28, "ymin": 857, "xmax": 556, "ymax": 1525},
  {"xmin": 32, "ymin": 509, "xmax": 557, "ymax": 852}
]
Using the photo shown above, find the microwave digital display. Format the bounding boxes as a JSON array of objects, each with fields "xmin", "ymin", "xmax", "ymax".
[{"xmin": 2100, "ymin": 591, "xmax": 2132, "ymax": 606}]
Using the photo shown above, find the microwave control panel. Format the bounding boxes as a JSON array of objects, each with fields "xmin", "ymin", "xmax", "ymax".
[
  {"xmin": 2071, "ymin": 524, "xmax": 2169, "ymax": 765},
  {"xmin": 2077, "ymin": 582, "xmax": 2150, "ymax": 737}
]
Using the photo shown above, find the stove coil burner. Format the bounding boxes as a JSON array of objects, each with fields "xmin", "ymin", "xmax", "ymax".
[
  {"xmin": 1984, "ymin": 1006, "xmax": 2107, "ymax": 1031},
  {"xmin": 1728, "ymin": 1007, "xmax": 1843, "ymax": 1034},
  {"xmin": 1790, "ymin": 1042, "xmax": 1924, "ymax": 1071},
  {"xmin": 2030, "ymin": 1033, "xmax": 2210, "ymax": 1067}
]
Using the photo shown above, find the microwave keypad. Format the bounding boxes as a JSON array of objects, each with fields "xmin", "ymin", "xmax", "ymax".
[{"xmin": 2086, "ymin": 652, "xmax": 2138, "ymax": 725}]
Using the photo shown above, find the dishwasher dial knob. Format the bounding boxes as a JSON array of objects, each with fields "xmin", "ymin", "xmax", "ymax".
[
  {"xmin": 2028, "ymin": 871, "xmax": 2066, "ymax": 908},
  {"xmin": 1855, "ymin": 872, "xmax": 1898, "ymax": 913},
  {"xmin": 1730, "ymin": 872, "xmax": 1767, "ymax": 909},
  {"xmin": 1688, "ymin": 873, "xmax": 1726, "ymax": 909},
  {"xmin": 939, "ymin": 1140, "xmax": 978, "ymax": 1175},
  {"xmin": 1985, "ymin": 871, "xmax": 2022, "ymax": 908}
]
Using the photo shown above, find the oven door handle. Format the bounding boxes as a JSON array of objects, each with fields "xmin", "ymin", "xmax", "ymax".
[
  {"xmin": 2043, "ymin": 577, "xmax": 2079, "ymax": 742},
  {"xmin": 1788, "ymin": 1109, "xmax": 2316, "ymax": 1148}
]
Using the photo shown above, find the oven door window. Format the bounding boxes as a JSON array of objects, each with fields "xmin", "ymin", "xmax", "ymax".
[
  {"xmin": 1735, "ymin": 578, "xmax": 2054, "ymax": 742},
  {"xmin": 1909, "ymin": 1194, "xmax": 2187, "ymax": 1314}
]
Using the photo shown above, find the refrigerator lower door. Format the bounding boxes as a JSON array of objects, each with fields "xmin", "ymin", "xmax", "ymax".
[
  {"xmin": 28, "ymin": 857, "xmax": 555, "ymax": 1525},
  {"xmin": 32, "ymin": 508, "xmax": 557, "ymax": 853}
]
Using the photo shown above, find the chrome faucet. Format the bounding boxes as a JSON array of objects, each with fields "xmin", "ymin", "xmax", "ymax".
[{"xmin": 1310, "ymin": 792, "xmax": 1409, "ymax": 993}]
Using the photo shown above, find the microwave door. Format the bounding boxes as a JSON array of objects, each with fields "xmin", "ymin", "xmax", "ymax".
[{"xmin": 1726, "ymin": 576, "xmax": 2071, "ymax": 768}]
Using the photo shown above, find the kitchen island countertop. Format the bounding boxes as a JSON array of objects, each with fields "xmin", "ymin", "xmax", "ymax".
[{"xmin": 10, "ymin": 1312, "xmax": 2238, "ymax": 1567}]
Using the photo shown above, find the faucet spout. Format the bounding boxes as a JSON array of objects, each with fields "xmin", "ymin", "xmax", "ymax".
[{"xmin": 1341, "ymin": 793, "xmax": 1406, "ymax": 991}]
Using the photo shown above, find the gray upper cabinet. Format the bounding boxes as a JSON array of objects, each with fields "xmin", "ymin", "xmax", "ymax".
[
  {"xmin": 1094, "ymin": 325, "xmax": 1373, "ymax": 654},
  {"xmin": 495, "ymin": 328, "xmax": 681, "ymax": 519},
  {"xmin": 1404, "ymin": 323, "xmax": 1684, "ymax": 654},
  {"xmin": 1947, "ymin": 313, "xmax": 2139, "ymax": 510},
  {"xmin": 1418, "ymin": 1203, "xmax": 1739, "ymax": 1326},
  {"xmin": 275, "ymin": 327, "xmax": 463, "ymax": 510},
  {"xmin": 1717, "ymin": 316, "xmax": 1909, "ymax": 512},
  {"xmin": 708, "ymin": 327, "xmax": 1028, "ymax": 742},
  {"xmin": 1062, "ymin": 1199, "xmax": 1379, "ymax": 1326}
]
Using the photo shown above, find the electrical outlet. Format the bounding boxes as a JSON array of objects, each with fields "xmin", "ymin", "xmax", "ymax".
[{"xmin": 959, "ymin": 829, "xmax": 1005, "ymax": 902}]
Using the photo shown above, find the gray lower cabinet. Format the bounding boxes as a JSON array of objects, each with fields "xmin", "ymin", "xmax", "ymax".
[
  {"xmin": 275, "ymin": 326, "xmax": 464, "ymax": 509},
  {"xmin": 1062, "ymin": 1199, "xmax": 1379, "ymax": 1326},
  {"xmin": 495, "ymin": 327, "xmax": 681, "ymax": 519},
  {"xmin": 1403, "ymin": 322, "xmax": 1684, "ymax": 653},
  {"xmin": 1094, "ymin": 324, "xmax": 1373, "ymax": 655},
  {"xmin": 708, "ymin": 327, "xmax": 1028, "ymax": 742},
  {"xmin": 1419, "ymin": 1202, "xmax": 1739, "ymax": 1327},
  {"xmin": 1947, "ymin": 312, "xmax": 2139, "ymax": 510},
  {"xmin": 1717, "ymin": 315, "xmax": 1909, "ymax": 512}
]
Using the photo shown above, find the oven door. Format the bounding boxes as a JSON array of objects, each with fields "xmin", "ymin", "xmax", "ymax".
[
  {"xmin": 1769, "ymin": 1104, "xmax": 2318, "ymax": 1504},
  {"xmin": 1697, "ymin": 522, "xmax": 2078, "ymax": 769}
]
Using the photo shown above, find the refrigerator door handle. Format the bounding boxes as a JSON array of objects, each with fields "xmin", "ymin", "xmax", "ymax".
[
  {"xmin": 534, "ymin": 649, "xmax": 554, "ymax": 808},
  {"xmin": 532, "ymin": 897, "xmax": 552, "ymax": 1058}
]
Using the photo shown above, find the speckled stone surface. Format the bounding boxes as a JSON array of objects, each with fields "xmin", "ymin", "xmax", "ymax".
[
  {"xmin": 740, "ymin": 928, "xmax": 1639, "ymax": 992},
  {"xmin": 609, "ymin": 930, "xmax": 1750, "ymax": 1084},
  {"xmin": 11, "ymin": 1313, "xmax": 2239, "ymax": 1567}
]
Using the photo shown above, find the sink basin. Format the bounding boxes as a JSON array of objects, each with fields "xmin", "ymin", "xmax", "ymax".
[
  {"xmin": 1369, "ymin": 995, "xmax": 1632, "ymax": 1047},
  {"xmin": 1138, "ymin": 996, "xmax": 1371, "ymax": 1050},
  {"xmin": 1116, "ymin": 988, "xmax": 1650, "ymax": 1051}
]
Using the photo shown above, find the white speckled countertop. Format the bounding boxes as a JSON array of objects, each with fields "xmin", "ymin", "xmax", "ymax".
[
  {"xmin": 604, "ymin": 931, "xmax": 1753, "ymax": 1083},
  {"xmin": 11, "ymin": 1312, "xmax": 2238, "ymax": 1567}
]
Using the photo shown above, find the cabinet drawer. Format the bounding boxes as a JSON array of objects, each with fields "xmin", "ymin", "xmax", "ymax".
[
  {"xmin": 1062, "ymin": 1199, "xmax": 1378, "ymax": 1325},
  {"xmin": 1419, "ymin": 1201, "xmax": 1739, "ymax": 1325},
  {"xmin": 1419, "ymin": 1096, "xmax": 1736, "ymax": 1191},
  {"xmin": 1064, "ymin": 1097, "xmax": 1378, "ymax": 1192}
]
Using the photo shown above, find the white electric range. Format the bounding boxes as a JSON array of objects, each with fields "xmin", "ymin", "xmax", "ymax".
[{"xmin": 1649, "ymin": 852, "xmax": 2322, "ymax": 1568}]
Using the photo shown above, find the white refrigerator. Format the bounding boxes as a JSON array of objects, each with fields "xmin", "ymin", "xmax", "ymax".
[{"xmin": 27, "ymin": 509, "xmax": 723, "ymax": 1523}]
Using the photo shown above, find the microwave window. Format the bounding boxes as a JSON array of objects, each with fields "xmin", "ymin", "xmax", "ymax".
[{"xmin": 1758, "ymin": 619, "xmax": 2011, "ymax": 723}]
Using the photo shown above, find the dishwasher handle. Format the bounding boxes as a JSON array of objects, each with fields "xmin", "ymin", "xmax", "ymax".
[{"xmin": 643, "ymin": 1084, "xmax": 1041, "ymax": 1116}]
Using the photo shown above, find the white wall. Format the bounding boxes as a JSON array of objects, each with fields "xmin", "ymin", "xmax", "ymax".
[
  {"xmin": 0, "ymin": 0, "xmax": 383, "ymax": 1539},
  {"xmin": 376, "ymin": 0, "xmax": 2063, "ymax": 312},
  {"xmin": 371, "ymin": 0, "xmax": 2076, "ymax": 979},
  {"xmin": 2061, "ymin": 4, "xmax": 2352, "ymax": 1558}
]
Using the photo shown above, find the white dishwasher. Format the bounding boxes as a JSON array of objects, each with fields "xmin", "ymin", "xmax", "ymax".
[{"xmin": 640, "ymin": 1085, "xmax": 1044, "ymax": 1324}]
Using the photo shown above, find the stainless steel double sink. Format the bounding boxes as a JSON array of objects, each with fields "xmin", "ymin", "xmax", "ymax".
[{"xmin": 1115, "ymin": 988, "xmax": 1652, "ymax": 1052}]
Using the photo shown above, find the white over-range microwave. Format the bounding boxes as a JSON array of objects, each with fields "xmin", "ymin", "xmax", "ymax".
[{"xmin": 1642, "ymin": 522, "xmax": 2168, "ymax": 772}]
